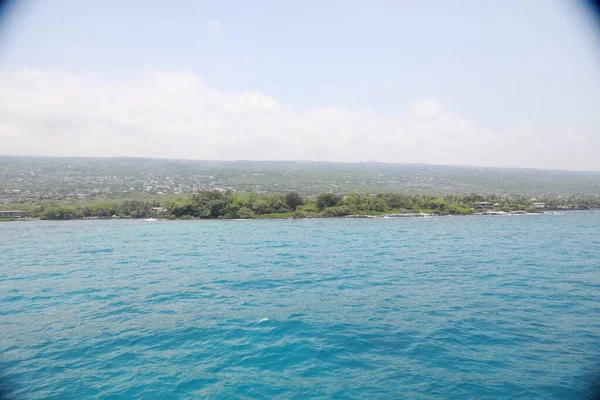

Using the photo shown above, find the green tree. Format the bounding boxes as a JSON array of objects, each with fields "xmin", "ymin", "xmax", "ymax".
[
  {"xmin": 266, "ymin": 194, "xmax": 289, "ymax": 213},
  {"xmin": 343, "ymin": 193, "xmax": 366, "ymax": 210},
  {"xmin": 316, "ymin": 193, "xmax": 342, "ymax": 211},
  {"xmin": 252, "ymin": 199, "xmax": 272, "ymax": 214},
  {"xmin": 164, "ymin": 198, "xmax": 198, "ymax": 218},
  {"xmin": 388, "ymin": 194, "xmax": 412, "ymax": 210},
  {"xmin": 284, "ymin": 191, "xmax": 304, "ymax": 211},
  {"xmin": 368, "ymin": 196, "xmax": 390, "ymax": 212},
  {"xmin": 190, "ymin": 190, "xmax": 231, "ymax": 218},
  {"xmin": 237, "ymin": 206, "xmax": 255, "ymax": 219}
]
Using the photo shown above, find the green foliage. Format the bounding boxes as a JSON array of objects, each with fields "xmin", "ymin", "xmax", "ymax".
[
  {"xmin": 342, "ymin": 193, "xmax": 365, "ymax": 209},
  {"xmin": 369, "ymin": 197, "xmax": 390, "ymax": 212},
  {"xmin": 285, "ymin": 191, "xmax": 304, "ymax": 211},
  {"xmin": 9, "ymin": 189, "xmax": 600, "ymax": 220},
  {"xmin": 387, "ymin": 194, "xmax": 413, "ymax": 210},
  {"xmin": 297, "ymin": 203, "xmax": 318, "ymax": 213},
  {"xmin": 316, "ymin": 193, "xmax": 343, "ymax": 211},
  {"xmin": 40, "ymin": 206, "xmax": 81, "ymax": 220},
  {"xmin": 191, "ymin": 190, "xmax": 230, "ymax": 218},
  {"xmin": 251, "ymin": 199, "xmax": 271, "ymax": 214},
  {"xmin": 446, "ymin": 204, "xmax": 476, "ymax": 215},
  {"xmin": 320, "ymin": 205, "xmax": 353, "ymax": 217},
  {"xmin": 292, "ymin": 209, "xmax": 307, "ymax": 219},
  {"xmin": 163, "ymin": 198, "xmax": 196, "ymax": 218},
  {"xmin": 237, "ymin": 207, "xmax": 255, "ymax": 219}
]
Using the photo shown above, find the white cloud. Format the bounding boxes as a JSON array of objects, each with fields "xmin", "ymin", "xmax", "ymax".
[
  {"xmin": 0, "ymin": 69, "xmax": 597, "ymax": 170},
  {"xmin": 205, "ymin": 20, "xmax": 222, "ymax": 37}
]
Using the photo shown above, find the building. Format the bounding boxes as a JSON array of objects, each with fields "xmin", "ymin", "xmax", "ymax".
[
  {"xmin": 0, "ymin": 210, "xmax": 27, "ymax": 218},
  {"xmin": 473, "ymin": 202, "xmax": 493, "ymax": 211},
  {"xmin": 532, "ymin": 202, "xmax": 546, "ymax": 209},
  {"xmin": 150, "ymin": 207, "xmax": 168, "ymax": 215}
]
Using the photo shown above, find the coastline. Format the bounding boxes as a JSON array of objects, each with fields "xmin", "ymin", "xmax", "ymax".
[
  {"xmin": 1, "ymin": 209, "xmax": 593, "ymax": 222},
  {"xmin": 3, "ymin": 190, "xmax": 599, "ymax": 222}
]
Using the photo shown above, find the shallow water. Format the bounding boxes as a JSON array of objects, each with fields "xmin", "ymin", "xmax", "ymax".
[{"xmin": 1, "ymin": 213, "xmax": 600, "ymax": 399}]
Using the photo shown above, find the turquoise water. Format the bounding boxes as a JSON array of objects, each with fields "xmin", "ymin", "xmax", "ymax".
[{"xmin": 1, "ymin": 213, "xmax": 600, "ymax": 399}]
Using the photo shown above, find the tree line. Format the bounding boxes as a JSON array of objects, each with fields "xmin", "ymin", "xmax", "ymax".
[{"xmin": 3, "ymin": 190, "xmax": 599, "ymax": 220}]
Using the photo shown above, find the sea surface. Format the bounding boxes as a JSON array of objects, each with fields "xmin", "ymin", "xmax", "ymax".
[{"xmin": 1, "ymin": 213, "xmax": 600, "ymax": 399}]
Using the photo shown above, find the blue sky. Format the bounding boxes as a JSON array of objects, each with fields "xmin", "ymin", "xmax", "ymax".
[{"xmin": 1, "ymin": 0, "xmax": 600, "ymax": 169}]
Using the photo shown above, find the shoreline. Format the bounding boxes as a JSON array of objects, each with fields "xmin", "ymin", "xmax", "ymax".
[
  {"xmin": 1, "ymin": 209, "xmax": 594, "ymax": 222},
  {"xmin": 4, "ymin": 190, "xmax": 599, "ymax": 222}
]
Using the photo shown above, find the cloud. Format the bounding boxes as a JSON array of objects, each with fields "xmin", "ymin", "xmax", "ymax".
[
  {"xmin": 0, "ymin": 69, "xmax": 597, "ymax": 170},
  {"xmin": 205, "ymin": 20, "xmax": 222, "ymax": 37}
]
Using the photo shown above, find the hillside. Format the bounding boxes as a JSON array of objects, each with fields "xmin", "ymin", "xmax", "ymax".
[{"xmin": 1, "ymin": 156, "xmax": 600, "ymax": 203}]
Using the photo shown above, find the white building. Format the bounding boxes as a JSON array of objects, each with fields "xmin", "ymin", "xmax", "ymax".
[{"xmin": 474, "ymin": 202, "xmax": 493, "ymax": 211}]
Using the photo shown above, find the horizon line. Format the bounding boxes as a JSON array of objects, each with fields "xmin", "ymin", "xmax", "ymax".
[{"xmin": 2, "ymin": 154, "xmax": 600, "ymax": 174}]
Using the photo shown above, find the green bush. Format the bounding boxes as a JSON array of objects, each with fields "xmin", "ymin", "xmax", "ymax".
[
  {"xmin": 285, "ymin": 191, "xmax": 304, "ymax": 211},
  {"xmin": 316, "ymin": 193, "xmax": 343, "ymax": 211},
  {"xmin": 320, "ymin": 205, "xmax": 353, "ymax": 217}
]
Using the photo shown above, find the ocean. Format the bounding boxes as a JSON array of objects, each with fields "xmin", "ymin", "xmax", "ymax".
[{"xmin": 1, "ymin": 213, "xmax": 600, "ymax": 399}]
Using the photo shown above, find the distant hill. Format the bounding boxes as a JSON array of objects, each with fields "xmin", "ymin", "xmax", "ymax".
[{"xmin": 1, "ymin": 156, "xmax": 599, "ymax": 203}]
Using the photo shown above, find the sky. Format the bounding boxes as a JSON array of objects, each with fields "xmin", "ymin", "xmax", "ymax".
[{"xmin": 0, "ymin": 0, "xmax": 599, "ymax": 170}]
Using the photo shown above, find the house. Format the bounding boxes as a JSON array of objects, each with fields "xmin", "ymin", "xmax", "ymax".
[
  {"xmin": 473, "ymin": 202, "xmax": 493, "ymax": 211},
  {"xmin": 0, "ymin": 210, "xmax": 27, "ymax": 218},
  {"xmin": 150, "ymin": 207, "xmax": 168, "ymax": 215},
  {"xmin": 532, "ymin": 202, "xmax": 546, "ymax": 209}
]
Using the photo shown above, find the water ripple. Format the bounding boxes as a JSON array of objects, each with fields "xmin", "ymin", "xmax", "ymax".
[{"xmin": 1, "ymin": 214, "xmax": 600, "ymax": 399}]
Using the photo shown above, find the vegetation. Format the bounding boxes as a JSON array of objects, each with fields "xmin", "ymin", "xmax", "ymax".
[
  {"xmin": 284, "ymin": 191, "xmax": 304, "ymax": 211},
  {"xmin": 4, "ymin": 156, "xmax": 600, "ymax": 206},
  {"xmin": 3, "ymin": 190, "xmax": 599, "ymax": 220}
]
